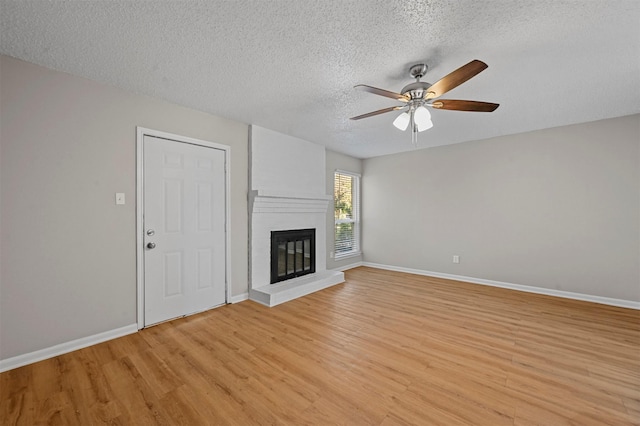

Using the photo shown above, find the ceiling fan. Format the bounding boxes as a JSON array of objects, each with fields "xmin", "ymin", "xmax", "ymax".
[{"xmin": 350, "ymin": 60, "xmax": 499, "ymax": 146}]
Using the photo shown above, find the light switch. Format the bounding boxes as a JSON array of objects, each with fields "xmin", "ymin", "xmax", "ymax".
[{"xmin": 115, "ymin": 193, "xmax": 125, "ymax": 205}]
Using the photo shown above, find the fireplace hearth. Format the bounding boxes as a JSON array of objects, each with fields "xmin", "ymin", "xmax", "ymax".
[{"xmin": 271, "ymin": 228, "xmax": 315, "ymax": 284}]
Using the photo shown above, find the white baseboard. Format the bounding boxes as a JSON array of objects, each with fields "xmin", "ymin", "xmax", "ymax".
[
  {"xmin": 362, "ymin": 262, "xmax": 640, "ymax": 310},
  {"xmin": 230, "ymin": 292, "xmax": 249, "ymax": 303},
  {"xmin": 333, "ymin": 261, "xmax": 364, "ymax": 272},
  {"xmin": 0, "ymin": 323, "xmax": 138, "ymax": 373}
]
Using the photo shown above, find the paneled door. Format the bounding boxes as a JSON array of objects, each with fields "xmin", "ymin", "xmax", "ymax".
[{"xmin": 143, "ymin": 135, "xmax": 226, "ymax": 326}]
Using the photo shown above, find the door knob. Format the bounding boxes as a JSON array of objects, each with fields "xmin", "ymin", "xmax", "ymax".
[{"xmin": 147, "ymin": 242, "xmax": 156, "ymax": 249}]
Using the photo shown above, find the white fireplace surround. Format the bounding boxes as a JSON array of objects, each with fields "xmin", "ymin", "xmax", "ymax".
[
  {"xmin": 248, "ymin": 126, "xmax": 344, "ymax": 306},
  {"xmin": 249, "ymin": 190, "xmax": 343, "ymax": 306}
]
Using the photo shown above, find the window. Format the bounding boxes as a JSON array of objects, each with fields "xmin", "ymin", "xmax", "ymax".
[{"xmin": 334, "ymin": 170, "xmax": 360, "ymax": 258}]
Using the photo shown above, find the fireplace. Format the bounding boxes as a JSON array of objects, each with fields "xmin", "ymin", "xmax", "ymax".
[
  {"xmin": 248, "ymin": 125, "xmax": 344, "ymax": 306},
  {"xmin": 270, "ymin": 228, "xmax": 315, "ymax": 284}
]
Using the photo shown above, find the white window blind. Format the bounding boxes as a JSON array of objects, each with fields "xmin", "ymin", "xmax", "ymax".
[{"xmin": 334, "ymin": 171, "xmax": 360, "ymax": 257}]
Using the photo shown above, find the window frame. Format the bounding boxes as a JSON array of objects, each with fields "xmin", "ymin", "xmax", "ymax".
[{"xmin": 333, "ymin": 170, "xmax": 361, "ymax": 259}]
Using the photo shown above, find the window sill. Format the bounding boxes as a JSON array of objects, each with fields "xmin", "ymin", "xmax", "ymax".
[{"xmin": 334, "ymin": 251, "xmax": 362, "ymax": 261}]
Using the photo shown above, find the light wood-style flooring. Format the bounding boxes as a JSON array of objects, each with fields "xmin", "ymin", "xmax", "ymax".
[{"xmin": 1, "ymin": 266, "xmax": 639, "ymax": 425}]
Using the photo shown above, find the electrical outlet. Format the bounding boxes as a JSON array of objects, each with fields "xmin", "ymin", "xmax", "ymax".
[
  {"xmin": 330, "ymin": 251, "xmax": 334, "ymax": 258},
  {"xmin": 453, "ymin": 255, "xmax": 460, "ymax": 264}
]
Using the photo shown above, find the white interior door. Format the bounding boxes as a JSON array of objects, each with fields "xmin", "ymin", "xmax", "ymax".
[{"xmin": 143, "ymin": 135, "xmax": 226, "ymax": 326}]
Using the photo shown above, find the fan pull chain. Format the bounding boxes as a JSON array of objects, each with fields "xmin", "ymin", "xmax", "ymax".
[
  {"xmin": 410, "ymin": 111, "xmax": 418, "ymax": 147},
  {"xmin": 411, "ymin": 124, "xmax": 418, "ymax": 147}
]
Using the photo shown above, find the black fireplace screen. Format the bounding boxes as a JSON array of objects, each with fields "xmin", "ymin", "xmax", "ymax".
[{"xmin": 270, "ymin": 228, "xmax": 315, "ymax": 284}]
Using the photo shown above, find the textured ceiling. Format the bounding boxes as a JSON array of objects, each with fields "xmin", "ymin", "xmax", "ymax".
[{"xmin": 1, "ymin": 0, "xmax": 639, "ymax": 158}]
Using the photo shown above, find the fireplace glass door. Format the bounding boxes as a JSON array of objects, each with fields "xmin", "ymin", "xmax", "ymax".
[{"xmin": 271, "ymin": 229, "xmax": 315, "ymax": 283}]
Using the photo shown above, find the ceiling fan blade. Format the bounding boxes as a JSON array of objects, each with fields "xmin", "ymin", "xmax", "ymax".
[
  {"xmin": 350, "ymin": 106, "xmax": 404, "ymax": 120},
  {"xmin": 355, "ymin": 84, "xmax": 410, "ymax": 102},
  {"xmin": 431, "ymin": 100, "xmax": 499, "ymax": 112},
  {"xmin": 425, "ymin": 60, "xmax": 488, "ymax": 99}
]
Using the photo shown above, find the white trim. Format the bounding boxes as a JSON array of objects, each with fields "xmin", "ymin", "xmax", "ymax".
[
  {"xmin": 333, "ymin": 261, "xmax": 364, "ymax": 272},
  {"xmin": 250, "ymin": 190, "xmax": 331, "ymax": 214},
  {"xmin": 136, "ymin": 127, "xmax": 232, "ymax": 329},
  {"xmin": 230, "ymin": 293, "xmax": 249, "ymax": 303},
  {"xmin": 335, "ymin": 250, "xmax": 362, "ymax": 261},
  {"xmin": 250, "ymin": 189, "xmax": 332, "ymax": 201},
  {"xmin": 335, "ymin": 169, "xmax": 361, "ymax": 178},
  {"xmin": 136, "ymin": 128, "xmax": 145, "ymax": 328},
  {"xmin": 362, "ymin": 262, "xmax": 640, "ymax": 310},
  {"xmin": 333, "ymin": 171, "xmax": 361, "ymax": 257},
  {"xmin": 0, "ymin": 324, "xmax": 137, "ymax": 373}
]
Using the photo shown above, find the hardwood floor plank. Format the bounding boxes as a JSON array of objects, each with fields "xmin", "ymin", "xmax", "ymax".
[
  {"xmin": 0, "ymin": 391, "xmax": 35, "ymax": 426},
  {"xmin": 100, "ymin": 357, "xmax": 173, "ymax": 425},
  {"xmin": 1, "ymin": 266, "xmax": 638, "ymax": 425}
]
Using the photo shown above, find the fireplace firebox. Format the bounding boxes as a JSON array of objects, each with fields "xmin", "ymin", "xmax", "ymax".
[{"xmin": 270, "ymin": 229, "xmax": 316, "ymax": 284}]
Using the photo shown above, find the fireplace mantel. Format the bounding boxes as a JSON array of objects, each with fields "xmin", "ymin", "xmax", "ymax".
[{"xmin": 250, "ymin": 190, "xmax": 332, "ymax": 214}]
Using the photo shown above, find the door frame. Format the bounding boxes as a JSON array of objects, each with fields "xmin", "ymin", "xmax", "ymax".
[{"xmin": 135, "ymin": 127, "xmax": 231, "ymax": 329}]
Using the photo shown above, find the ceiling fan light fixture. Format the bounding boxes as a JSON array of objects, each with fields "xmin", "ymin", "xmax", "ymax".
[
  {"xmin": 417, "ymin": 118, "xmax": 433, "ymax": 132},
  {"xmin": 413, "ymin": 105, "xmax": 432, "ymax": 129},
  {"xmin": 393, "ymin": 111, "xmax": 410, "ymax": 131}
]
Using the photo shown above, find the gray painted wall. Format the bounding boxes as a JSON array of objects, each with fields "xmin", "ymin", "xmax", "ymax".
[
  {"xmin": 0, "ymin": 55, "xmax": 249, "ymax": 360},
  {"xmin": 1, "ymin": 53, "xmax": 637, "ymax": 364},
  {"xmin": 362, "ymin": 114, "xmax": 640, "ymax": 302},
  {"xmin": 325, "ymin": 149, "xmax": 363, "ymax": 270}
]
